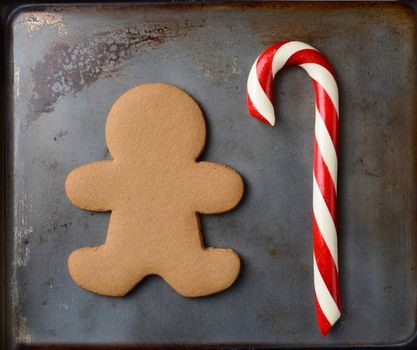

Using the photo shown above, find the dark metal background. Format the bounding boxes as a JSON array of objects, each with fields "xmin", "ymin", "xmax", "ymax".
[{"xmin": 2, "ymin": 1, "xmax": 417, "ymax": 348}]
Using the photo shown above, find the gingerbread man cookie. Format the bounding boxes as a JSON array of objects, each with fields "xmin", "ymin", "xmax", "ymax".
[{"xmin": 65, "ymin": 83, "xmax": 244, "ymax": 297}]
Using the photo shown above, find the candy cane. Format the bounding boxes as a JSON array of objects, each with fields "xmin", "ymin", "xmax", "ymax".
[{"xmin": 247, "ymin": 41, "xmax": 341, "ymax": 336}]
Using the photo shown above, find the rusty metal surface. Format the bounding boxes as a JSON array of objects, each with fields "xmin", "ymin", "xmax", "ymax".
[{"xmin": 3, "ymin": 1, "xmax": 417, "ymax": 348}]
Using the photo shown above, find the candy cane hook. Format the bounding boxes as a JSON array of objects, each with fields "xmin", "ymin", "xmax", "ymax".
[{"xmin": 247, "ymin": 41, "xmax": 341, "ymax": 336}]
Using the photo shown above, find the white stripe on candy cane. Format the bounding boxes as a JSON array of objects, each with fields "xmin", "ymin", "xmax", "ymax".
[
  {"xmin": 299, "ymin": 63, "xmax": 339, "ymax": 114},
  {"xmin": 272, "ymin": 41, "xmax": 317, "ymax": 75},
  {"xmin": 314, "ymin": 256, "xmax": 341, "ymax": 325},
  {"xmin": 315, "ymin": 107, "xmax": 338, "ymax": 188},
  {"xmin": 313, "ymin": 175, "xmax": 338, "ymax": 268}
]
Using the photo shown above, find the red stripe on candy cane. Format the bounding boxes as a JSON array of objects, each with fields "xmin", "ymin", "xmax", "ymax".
[
  {"xmin": 313, "ymin": 216, "xmax": 341, "ymax": 305},
  {"xmin": 246, "ymin": 41, "xmax": 341, "ymax": 335},
  {"xmin": 285, "ymin": 49, "xmax": 336, "ymax": 77},
  {"xmin": 256, "ymin": 41, "xmax": 288, "ymax": 99}
]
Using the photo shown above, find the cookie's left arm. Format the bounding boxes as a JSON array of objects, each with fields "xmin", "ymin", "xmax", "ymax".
[{"xmin": 193, "ymin": 161, "xmax": 244, "ymax": 214}]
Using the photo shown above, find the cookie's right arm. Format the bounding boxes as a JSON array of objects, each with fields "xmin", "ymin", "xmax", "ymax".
[{"xmin": 65, "ymin": 161, "xmax": 114, "ymax": 211}]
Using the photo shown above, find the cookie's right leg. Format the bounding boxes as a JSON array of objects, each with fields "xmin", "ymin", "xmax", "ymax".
[{"xmin": 68, "ymin": 246, "xmax": 147, "ymax": 296}]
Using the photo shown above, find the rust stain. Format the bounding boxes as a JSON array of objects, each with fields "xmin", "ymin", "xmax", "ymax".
[
  {"xmin": 269, "ymin": 247, "xmax": 280, "ymax": 259},
  {"xmin": 23, "ymin": 12, "xmax": 64, "ymax": 33},
  {"xmin": 14, "ymin": 309, "xmax": 31, "ymax": 344},
  {"xmin": 30, "ymin": 20, "xmax": 204, "ymax": 119},
  {"xmin": 12, "ymin": 277, "xmax": 31, "ymax": 344}
]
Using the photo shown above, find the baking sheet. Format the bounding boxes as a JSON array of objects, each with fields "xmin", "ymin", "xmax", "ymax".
[{"xmin": 3, "ymin": 1, "xmax": 417, "ymax": 348}]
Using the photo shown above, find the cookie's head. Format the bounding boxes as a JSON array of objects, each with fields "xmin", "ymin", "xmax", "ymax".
[{"xmin": 106, "ymin": 83, "xmax": 206, "ymax": 161}]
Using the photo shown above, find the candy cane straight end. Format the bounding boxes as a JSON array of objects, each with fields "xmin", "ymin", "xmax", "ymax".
[
  {"xmin": 320, "ymin": 323, "xmax": 331, "ymax": 337},
  {"xmin": 318, "ymin": 313, "xmax": 340, "ymax": 336},
  {"xmin": 246, "ymin": 40, "xmax": 341, "ymax": 336},
  {"xmin": 315, "ymin": 299, "xmax": 336, "ymax": 336}
]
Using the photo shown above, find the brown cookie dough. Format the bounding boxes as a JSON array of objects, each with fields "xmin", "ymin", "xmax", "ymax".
[{"xmin": 65, "ymin": 83, "xmax": 244, "ymax": 297}]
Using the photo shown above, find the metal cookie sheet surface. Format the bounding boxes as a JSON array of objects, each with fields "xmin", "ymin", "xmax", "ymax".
[{"xmin": 6, "ymin": 2, "xmax": 417, "ymax": 347}]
